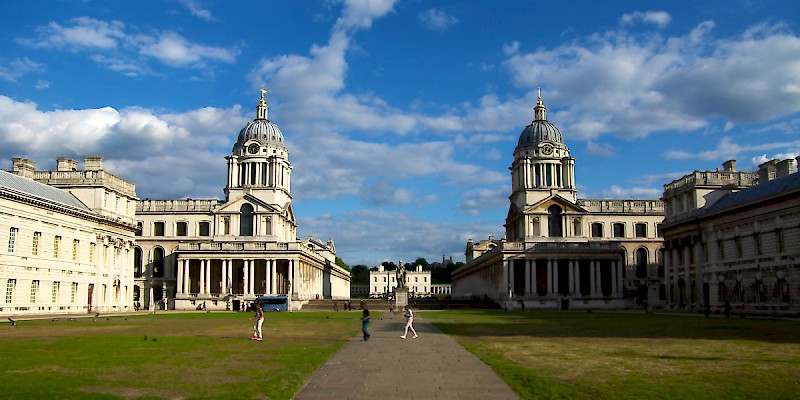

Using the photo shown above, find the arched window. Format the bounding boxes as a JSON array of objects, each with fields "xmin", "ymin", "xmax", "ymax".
[
  {"xmin": 152, "ymin": 247, "xmax": 165, "ymax": 278},
  {"xmin": 240, "ymin": 204, "xmax": 254, "ymax": 236},
  {"xmin": 548, "ymin": 205, "xmax": 562, "ymax": 237},
  {"xmin": 134, "ymin": 247, "xmax": 143, "ymax": 278},
  {"xmin": 636, "ymin": 248, "xmax": 648, "ymax": 278}
]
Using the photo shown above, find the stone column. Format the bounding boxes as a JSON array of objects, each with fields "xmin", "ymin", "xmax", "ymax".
[
  {"xmin": 524, "ymin": 259, "xmax": 531, "ymax": 296},
  {"xmin": 616, "ymin": 260, "xmax": 623, "ymax": 296},
  {"xmin": 243, "ymin": 260, "xmax": 249, "ymax": 296},
  {"xmin": 270, "ymin": 260, "xmax": 277, "ymax": 295},
  {"xmin": 553, "ymin": 260, "xmax": 560, "ymax": 294},
  {"xmin": 683, "ymin": 247, "xmax": 691, "ymax": 305},
  {"xmin": 531, "ymin": 260, "xmax": 537, "ymax": 296},
  {"xmin": 176, "ymin": 259, "xmax": 183, "ymax": 295},
  {"xmin": 664, "ymin": 249, "xmax": 672, "ymax": 305},
  {"xmin": 590, "ymin": 260, "xmax": 597, "ymax": 296},
  {"xmin": 694, "ymin": 242, "xmax": 705, "ymax": 306},
  {"xmin": 501, "ymin": 259, "xmax": 508, "ymax": 298},
  {"xmin": 568, "ymin": 260, "xmax": 574, "ymax": 295},
  {"xmin": 611, "ymin": 261, "xmax": 618, "ymax": 296},
  {"xmin": 671, "ymin": 249, "xmax": 680, "ymax": 304},
  {"xmin": 199, "ymin": 259, "xmax": 206, "ymax": 295},
  {"xmin": 507, "ymin": 259, "xmax": 514, "ymax": 298},
  {"xmin": 546, "ymin": 259, "xmax": 554, "ymax": 295}
]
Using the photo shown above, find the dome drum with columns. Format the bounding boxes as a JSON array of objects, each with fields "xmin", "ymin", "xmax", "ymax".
[{"xmin": 454, "ymin": 89, "xmax": 665, "ymax": 312}]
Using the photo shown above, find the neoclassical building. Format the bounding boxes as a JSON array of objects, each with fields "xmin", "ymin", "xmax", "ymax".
[
  {"xmin": 662, "ymin": 158, "xmax": 800, "ymax": 315},
  {"xmin": 368, "ymin": 264, "xmax": 451, "ymax": 299},
  {"xmin": 452, "ymin": 91, "xmax": 665, "ymax": 310},
  {"xmin": 135, "ymin": 92, "xmax": 348, "ymax": 311},
  {"xmin": 1, "ymin": 157, "xmax": 138, "ymax": 316}
]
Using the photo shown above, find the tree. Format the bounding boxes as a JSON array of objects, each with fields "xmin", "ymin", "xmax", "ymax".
[
  {"xmin": 381, "ymin": 261, "xmax": 397, "ymax": 271},
  {"xmin": 335, "ymin": 257, "xmax": 350, "ymax": 272},
  {"xmin": 413, "ymin": 258, "xmax": 429, "ymax": 268},
  {"xmin": 350, "ymin": 265, "xmax": 369, "ymax": 284}
]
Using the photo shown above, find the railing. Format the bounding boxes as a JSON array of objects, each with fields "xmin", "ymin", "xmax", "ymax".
[
  {"xmin": 577, "ymin": 199, "xmax": 664, "ymax": 213},
  {"xmin": 137, "ymin": 199, "xmax": 220, "ymax": 212},
  {"xmin": 34, "ymin": 170, "xmax": 137, "ymax": 197},
  {"xmin": 663, "ymin": 171, "xmax": 758, "ymax": 194}
]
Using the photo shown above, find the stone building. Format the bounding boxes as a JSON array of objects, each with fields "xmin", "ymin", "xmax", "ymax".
[
  {"xmin": 135, "ymin": 92, "xmax": 348, "ymax": 311},
  {"xmin": 1, "ymin": 157, "xmax": 138, "ymax": 316},
  {"xmin": 452, "ymin": 91, "xmax": 665, "ymax": 310},
  {"xmin": 661, "ymin": 158, "xmax": 800, "ymax": 315},
  {"xmin": 368, "ymin": 264, "xmax": 445, "ymax": 298}
]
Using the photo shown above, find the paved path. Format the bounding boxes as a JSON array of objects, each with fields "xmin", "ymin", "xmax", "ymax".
[{"xmin": 294, "ymin": 311, "xmax": 519, "ymax": 400}]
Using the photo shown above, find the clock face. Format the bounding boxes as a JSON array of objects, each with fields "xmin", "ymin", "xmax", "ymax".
[
  {"xmin": 248, "ymin": 143, "xmax": 260, "ymax": 154},
  {"xmin": 541, "ymin": 144, "xmax": 554, "ymax": 155}
]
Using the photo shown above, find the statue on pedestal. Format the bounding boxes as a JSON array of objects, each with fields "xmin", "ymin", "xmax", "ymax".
[{"xmin": 396, "ymin": 261, "xmax": 406, "ymax": 288}]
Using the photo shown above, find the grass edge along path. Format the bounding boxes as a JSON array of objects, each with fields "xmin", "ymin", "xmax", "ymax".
[
  {"xmin": 427, "ymin": 310, "xmax": 800, "ymax": 400},
  {"xmin": 0, "ymin": 311, "xmax": 361, "ymax": 400}
]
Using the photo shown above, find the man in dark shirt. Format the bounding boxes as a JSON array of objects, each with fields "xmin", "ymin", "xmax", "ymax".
[{"xmin": 360, "ymin": 302, "xmax": 370, "ymax": 341}]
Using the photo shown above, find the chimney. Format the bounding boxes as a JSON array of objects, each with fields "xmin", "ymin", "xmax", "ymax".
[
  {"xmin": 56, "ymin": 157, "xmax": 78, "ymax": 172},
  {"xmin": 84, "ymin": 156, "xmax": 104, "ymax": 171},
  {"xmin": 11, "ymin": 157, "xmax": 36, "ymax": 179},
  {"xmin": 757, "ymin": 159, "xmax": 779, "ymax": 183},
  {"xmin": 722, "ymin": 160, "xmax": 736, "ymax": 172},
  {"xmin": 776, "ymin": 159, "xmax": 794, "ymax": 178}
]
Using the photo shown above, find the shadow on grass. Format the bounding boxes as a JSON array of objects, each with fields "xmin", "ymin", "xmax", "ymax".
[{"xmin": 426, "ymin": 310, "xmax": 800, "ymax": 344}]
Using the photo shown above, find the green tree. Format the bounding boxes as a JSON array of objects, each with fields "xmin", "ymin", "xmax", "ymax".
[
  {"xmin": 381, "ymin": 261, "xmax": 397, "ymax": 271},
  {"xmin": 413, "ymin": 258, "xmax": 429, "ymax": 268},
  {"xmin": 350, "ymin": 264, "xmax": 369, "ymax": 284},
  {"xmin": 335, "ymin": 257, "xmax": 350, "ymax": 272}
]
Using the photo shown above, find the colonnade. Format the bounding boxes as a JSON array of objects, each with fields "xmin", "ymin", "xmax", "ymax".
[
  {"xmin": 663, "ymin": 242, "xmax": 706, "ymax": 307},
  {"xmin": 176, "ymin": 258, "xmax": 297, "ymax": 297},
  {"xmin": 227, "ymin": 158, "xmax": 290, "ymax": 189},
  {"xmin": 508, "ymin": 258, "xmax": 624, "ymax": 297},
  {"xmin": 512, "ymin": 157, "xmax": 576, "ymax": 191}
]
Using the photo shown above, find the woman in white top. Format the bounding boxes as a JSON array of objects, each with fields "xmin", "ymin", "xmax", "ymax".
[{"xmin": 401, "ymin": 305, "xmax": 419, "ymax": 339}]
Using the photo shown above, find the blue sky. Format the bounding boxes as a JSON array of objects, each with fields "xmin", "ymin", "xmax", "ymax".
[{"xmin": 1, "ymin": 0, "xmax": 799, "ymax": 267}]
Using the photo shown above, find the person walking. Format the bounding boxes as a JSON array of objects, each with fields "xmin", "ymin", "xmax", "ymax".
[
  {"xmin": 360, "ymin": 302, "xmax": 371, "ymax": 341},
  {"xmin": 389, "ymin": 303, "xmax": 395, "ymax": 318},
  {"xmin": 400, "ymin": 305, "xmax": 418, "ymax": 339},
  {"xmin": 249, "ymin": 300, "xmax": 264, "ymax": 341}
]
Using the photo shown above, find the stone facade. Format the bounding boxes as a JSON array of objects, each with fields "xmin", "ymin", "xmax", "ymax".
[
  {"xmin": 1, "ymin": 157, "xmax": 138, "ymax": 315},
  {"xmin": 453, "ymin": 91, "xmax": 665, "ymax": 310},
  {"xmin": 135, "ymin": 93, "xmax": 348, "ymax": 311},
  {"xmin": 369, "ymin": 264, "xmax": 437, "ymax": 298},
  {"xmin": 661, "ymin": 158, "xmax": 800, "ymax": 315}
]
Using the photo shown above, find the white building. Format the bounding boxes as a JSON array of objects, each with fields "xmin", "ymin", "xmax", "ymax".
[
  {"xmin": 1, "ymin": 157, "xmax": 138, "ymax": 316},
  {"xmin": 452, "ymin": 91, "xmax": 665, "ymax": 310},
  {"xmin": 135, "ymin": 92, "xmax": 349, "ymax": 311},
  {"xmin": 369, "ymin": 264, "xmax": 434, "ymax": 298},
  {"xmin": 661, "ymin": 158, "xmax": 800, "ymax": 315}
]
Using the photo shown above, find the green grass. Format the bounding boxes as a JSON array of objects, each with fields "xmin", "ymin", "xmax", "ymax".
[
  {"xmin": 425, "ymin": 311, "xmax": 800, "ymax": 400},
  {"xmin": 0, "ymin": 311, "xmax": 360, "ymax": 399}
]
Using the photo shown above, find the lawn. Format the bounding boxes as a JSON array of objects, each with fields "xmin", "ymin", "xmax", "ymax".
[
  {"xmin": 0, "ymin": 311, "xmax": 360, "ymax": 399},
  {"xmin": 425, "ymin": 311, "xmax": 800, "ymax": 400}
]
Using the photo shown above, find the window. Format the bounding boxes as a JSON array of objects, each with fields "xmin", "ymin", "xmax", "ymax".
[
  {"xmin": 89, "ymin": 243, "xmax": 95, "ymax": 262},
  {"xmin": 415, "ymin": 277, "xmax": 418, "ymax": 282},
  {"xmin": 635, "ymin": 223, "xmax": 647, "ymax": 238},
  {"xmin": 70, "ymin": 282, "xmax": 78, "ymax": 303},
  {"xmin": 735, "ymin": 237, "xmax": 743, "ymax": 258},
  {"xmin": 32, "ymin": 232, "xmax": 41, "ymax": 255},
  {"xmin": 176, "ymin": 222, "xmax": 188, "ymax": 237},
  {"xmin": 199, "ymin": 222, "xmax": 210, "ymax": 237},
  {"xmin": 104, "ymin": 192, "xmax": 109, "ymax": 207},
  {"xmin": 30, "ymin": 280, "xmax": 39, "ymax": 303},
  {"xmin": 613, "ymin": 223, "xmax": 625, "ymax": 238},
  {"xmin": 223, "ymin": 217, "xmax": 230, "ymax": 235},
  {"xmin": 548, "ymin": 205, "xmax": 563, "ymax": 237},
  {"xmin": 7, "ymin": 227, "xmax": 18, "ymax": 252},
  {"xmin": 54, "ymin": 236, "xmax": 61, "ymax": 259},
  {"xmin": 265, "ymin": 217, "xmax": 272, "ymax": 235},
  {"xmin": 656, "ymin": 224, "xmax": 663, "ymax": 238},
  {"xmin": 240, "ymin": 204, "xmax": 254, "ymax": 236},
  {"xmin": 154, "ymin": 222, "xmax": 165, "ymax": 237},
  {"xmin": 152, "ymin": 247, "xmax": 165, "ymax": 278},
  {"xmin": 51, "ymin": 282, "xmax": 59, "ymax": 303},
  {"xmin": 72, "ymin": 239, "xmax": 79, "ymax": 261},
  {"xmin": 115, "ymin": 196, "xmax": 120, "ymax": 212},
  {"xmin": 573, "ymin": 219, "xmax": 582, "ymax": 236},
  {"xmin": 591, "ymin": 223, "xmax": 603, "ymax": 238},
  {"xmin": 636, "ymin": 248, "xmax": 648, "ymax": 278},
  {"xmin": 5, "ymin": 279, "xmax": 15, "ymax": 303},
  {"xmin": 134, "ymin": 247, "xmax": 143, "ymax": 278},
  {"xmin": 755, "ymin": 233, "xmax": 762, "ymax": 255},
  {"xmin": 776, "ymin": 229, "xmax": 784, "ymax": 253},
  {"xmin": 136, "ymin": 222, "xmax": 143, "ymax": 237},
  {"xmin": 718, "ymin": 240, "xmax": 725, "ymax": 260}
]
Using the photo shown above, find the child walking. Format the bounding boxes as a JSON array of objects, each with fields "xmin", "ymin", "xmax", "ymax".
[
  {"xmin": 400, "ymin": 305, "xmax": 418, "ymax": 339},
  {"xmin": 249, "ymin": 301, "xmax": 264, "ymax": 341}
]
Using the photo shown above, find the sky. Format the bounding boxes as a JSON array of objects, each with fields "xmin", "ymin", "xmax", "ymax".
[{"xmin": 1, "ymin": 0, "xmax": 799, "ymax": 267}]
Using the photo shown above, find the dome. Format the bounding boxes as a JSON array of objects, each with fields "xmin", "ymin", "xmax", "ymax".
[
  {"xmin": 232, "ymin": 91, "xmax": 287, "ymax": 153},
  {"xmin": 514, "ymin": 89, "xmax": 564, "ymax": 152}
]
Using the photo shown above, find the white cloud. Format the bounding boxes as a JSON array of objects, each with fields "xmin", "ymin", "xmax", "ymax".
[
  {"xmin": 0, "ymin": 57, "xmax": 44, "ymax": 82},
  {"xmin": 620, "ymin": 11, "xmax": 672, "ymax": 28},
  {"xmin": 459, "ymin": 186, "xmax": 508, "ymax": 216},
  {"xmin": 19, "ymin": 17, "xmax": 239, "ymax": 73},
  {"xmin": 178, "ymin": 0, "xmax": 214, "ymax": 21},
  {"xmin": 503, "ymin": 20, "xmax": 800, "ymax": 141},
  {"xmin": 418, "ymin": 8, "xmax": 459, "ymax": 31},
  {"xmin": 664, "ymin": 136, "xmax": 800, "ymax": 162},
  {"xmin": 593, "ymin": 185, "xmax": 663, "ymax": 199},
  {"xmin": 585, "ymin": 141, "xmax": 615, "ymax": 158},
  {"xmin": 335, "ymin": 0, "xmax": 398, "ymax": 31}
]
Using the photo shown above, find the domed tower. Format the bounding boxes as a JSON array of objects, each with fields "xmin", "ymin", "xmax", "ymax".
[
  {"xmin": 225, "ymin": 90, "xmax": 293, "ymax": 209},
  {"xmin": 507, "ymin": 89, "xmax": 577, "ymax": 239}
]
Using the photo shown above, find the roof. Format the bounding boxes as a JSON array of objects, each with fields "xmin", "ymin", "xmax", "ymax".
[
  {"xmin": 0, "ymin": 169, "xmax": 90, "ymax": 211},
  {"xmin": 703, "ymin": 172, "xmax": 800, "ymax": 216}
]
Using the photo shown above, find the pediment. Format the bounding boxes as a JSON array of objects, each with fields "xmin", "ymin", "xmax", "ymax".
[
  {"xmin": 523, "ymin": 194, "xmax": 587, "ymax": 214},
  {"xmin": 215, "ymin": 193, "xmax": 282, "ymax": 214}
]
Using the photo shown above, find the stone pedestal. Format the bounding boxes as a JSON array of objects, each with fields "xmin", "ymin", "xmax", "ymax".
[{"xmin": 395, "ymin": 287, "xmax": 409, "ymax": 310}]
